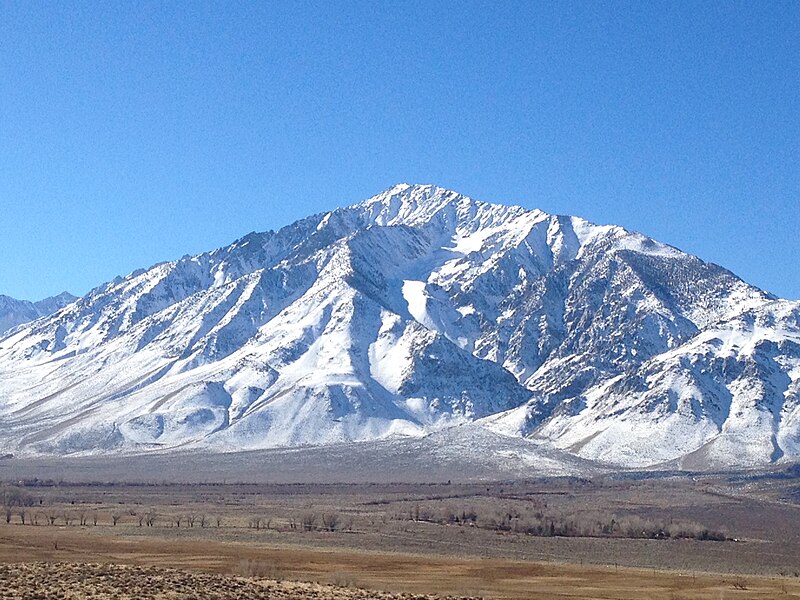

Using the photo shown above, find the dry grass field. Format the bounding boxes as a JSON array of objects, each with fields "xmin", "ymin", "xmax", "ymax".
[
  {"xmin": 2, "ymin": 469, "xmax": 800, "ymax": 598},
  {"xmin": 0, "ymin": 531, "xmax": 798, "ymax": 599}
]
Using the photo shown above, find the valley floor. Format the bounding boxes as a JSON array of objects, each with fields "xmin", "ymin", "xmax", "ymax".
[
  {"xmin": 2, "ymin": 463, "xmax": 800, "ymax": 598},
  {"xmin": 0, "ymin": 529, "xmax": 798, "ymax": 599}
]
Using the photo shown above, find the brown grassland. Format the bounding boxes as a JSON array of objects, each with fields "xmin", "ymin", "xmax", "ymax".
[{"xmin": 2, "ymin": 469, "xmax": 800, "ymax": 599}]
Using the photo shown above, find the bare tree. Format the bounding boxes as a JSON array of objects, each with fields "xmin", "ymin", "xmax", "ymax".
[
  {"xmin": 301, "ymin": 513, "xmax": 317, "ymax": 532},
  {"xmin": 249, "ymin": 516, "xmax": 273, "ymax": 530},
  {"xmin": 322, "ymin": 513, "xmax": 340, "ymax": 532},
  {"xmin": 3, "ymin": 487, "xmax": 34, "ymax": 526},
  {"xmin": 111, "ymin": 512, "xmax": 122, "ymax": 526},
  {"xmin": 2, "ymin": 486, "xmax": 34, "ymax": 509}
]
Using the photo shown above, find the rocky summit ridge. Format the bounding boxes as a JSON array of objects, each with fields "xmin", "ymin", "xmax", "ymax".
[{"xmin": 0, "ymin": 184, "xmax": 797, "ymax": 470}]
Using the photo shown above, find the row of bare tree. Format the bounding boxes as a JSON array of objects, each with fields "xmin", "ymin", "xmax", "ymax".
[
  {"xmin": 251, "ymin": 512, "xmax": 343, "ymax": 532},
  {"xmin": 2, "ymin": 506, "xmax": 347, "ymax": 532},
  {"xmin": 4, "ymin": 508, "xmax": 101, "ymax": 526},
  {"xmin": 399, "ymin": 503, "xmax": 729, "ymax": 541},
  {"xmin": 1, "ymin": 506, "xmax": 220, "ymax": 528},
  {"xmin": 2, "ymin": 485, "xmax": 347, "ymax": 533}
]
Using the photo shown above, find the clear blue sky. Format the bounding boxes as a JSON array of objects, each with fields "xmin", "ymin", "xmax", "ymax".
[{"xmin": 1, "ymin": 1, "xmax": 798, "ymax": 301}]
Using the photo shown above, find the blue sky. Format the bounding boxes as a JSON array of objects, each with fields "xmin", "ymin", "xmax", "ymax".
[{"xmin": 1, "ymin": 1, "xmax": 798, "ymax": 300}]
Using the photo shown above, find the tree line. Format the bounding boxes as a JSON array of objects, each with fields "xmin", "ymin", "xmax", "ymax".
[{"xmin": 398, "ymin": 503, "xmax": 730, "ymax": 541}]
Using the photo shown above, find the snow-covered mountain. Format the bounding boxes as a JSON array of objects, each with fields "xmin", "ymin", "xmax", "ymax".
[
  {"xmin": 0, "ymin": 292, "xmax": 77, "ymax": 335},
  {"xmin": 0, "ymin": 184, "xmax": 796, "ymax": 470}
]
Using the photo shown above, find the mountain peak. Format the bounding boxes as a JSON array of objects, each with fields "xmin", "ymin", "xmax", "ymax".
[
  {"xmin": 0, "ymin": 185, "xmax": 793, "ymax": 470},
  {"xmin": 345, "ymin": 184, "xmax": 546, "ymax": 240},
  {"xmin": 349, "ymin": 183, "xmax": 464, "ymax": 226}
]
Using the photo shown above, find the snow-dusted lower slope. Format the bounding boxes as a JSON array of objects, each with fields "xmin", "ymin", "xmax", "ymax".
[{"xmin": 0, "ymin": 184, "xmax": 793, "ymax": 470}]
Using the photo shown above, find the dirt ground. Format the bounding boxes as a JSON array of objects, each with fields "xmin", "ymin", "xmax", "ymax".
[
  {"xmin": 0, "ymin": 527, "xmax": 798, "ymax": 599},
  {"xmin": 0, "ymin": 562, "xmax": 475, "ymax": 600}
]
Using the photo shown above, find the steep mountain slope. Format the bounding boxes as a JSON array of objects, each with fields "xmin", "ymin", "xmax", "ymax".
[
  {"xmin": 0, "ymin": 292, "xmax": 76, "ymax": 334},
  {"xmin": 520, "ymin": 300, "xmax": 800, "ymax": 469},
  {"xmin": 0, "ymin": 184, "xmax": 794, "ymax": 469}
]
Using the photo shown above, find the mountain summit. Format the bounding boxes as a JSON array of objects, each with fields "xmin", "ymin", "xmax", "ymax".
[{"xmin": 0, "ymin": 185, "xmax": 797, "ymax": 469}]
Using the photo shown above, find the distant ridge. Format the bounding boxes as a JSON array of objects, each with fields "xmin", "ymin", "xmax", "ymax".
[{"xmin": 0, "ymin": 291, "xmax": 76, "ymax": 335}]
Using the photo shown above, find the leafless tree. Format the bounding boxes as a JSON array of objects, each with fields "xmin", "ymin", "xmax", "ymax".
[
  {"xmin": 322, "ymin": 513, "xmax": 340, "ymax": 532},
  {"xmin": 2, "ymin": 486, "xmax": 34, "ymax": 509},
  {"xmin": 301, "ymin": 513, "xmax": 317, "ymax": 532},
  {"xmin": 111, "ymin": 512, "xmax": 122, "ymax": 526}
]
